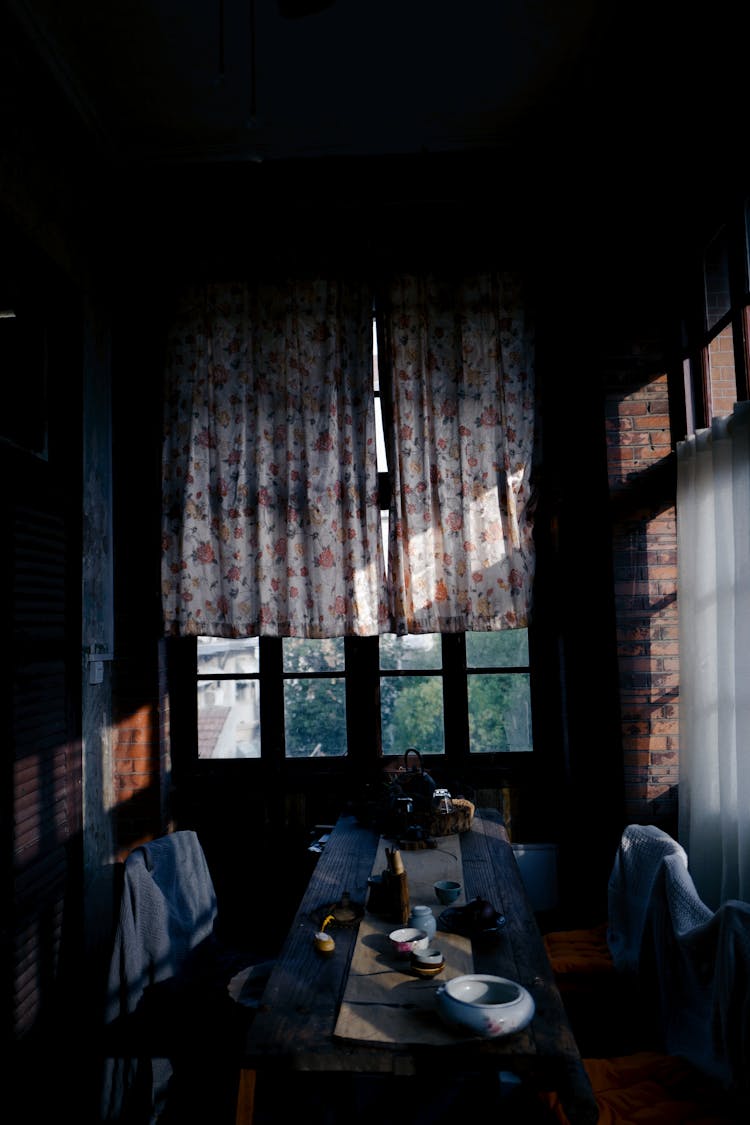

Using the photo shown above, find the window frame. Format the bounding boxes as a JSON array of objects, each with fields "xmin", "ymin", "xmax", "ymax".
[
  {"xmin": 681, "ymin": 204, "xmax": 750, "ymax": 438},
  {"xmin": 188, "ymin": 626, "xmax": 538, "ymax": 770}
]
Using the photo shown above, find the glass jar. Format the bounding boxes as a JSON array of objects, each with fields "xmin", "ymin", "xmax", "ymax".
[
  {"xmin": 432, "ymin": 788, "xmax": 454, "ymax": 813},
  {"xmin": 408, "ymin": 903, "xmax": 437, "ymax": 942}
]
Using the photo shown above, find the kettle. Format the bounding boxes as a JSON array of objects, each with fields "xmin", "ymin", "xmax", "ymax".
[{"xmin": 389, "ymin": 748, "xmax": 437, "ymax": 813}]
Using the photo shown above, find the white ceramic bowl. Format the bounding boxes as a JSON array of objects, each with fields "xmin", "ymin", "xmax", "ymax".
[
  {"xmin": 435, "ymin": 974, "xmax": 535, "ymax": 1038},
  {"xmin": 411, "ymin": 947, "xmax": 444, "ymax": 966},
  {"xmin": 388, "ymin": 927, "xmax": 430, "ymax": 957}
]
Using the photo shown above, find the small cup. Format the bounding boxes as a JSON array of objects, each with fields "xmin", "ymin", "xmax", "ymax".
[
  {"xmin": 388, "ymin": 927, "xmax": 430, "ymax": 958},
  {"xmin": 411, "ymin": 947, "xmax": 444, "ymax": 966},
  {"xmin": 411, "ymin": 946, "xmax": 446, "ymax": 977},
  {"xmin": 434, "ymin": 879, "xmax": 462, "ymax": 905},
  {"xmin": 313, "ymin": 931, "xmax": 335, "ymax": 954}
]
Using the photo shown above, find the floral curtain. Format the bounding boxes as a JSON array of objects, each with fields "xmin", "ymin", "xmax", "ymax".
[
  {"xmin": 380, "ymin": 272, "xmax": 536, "ymax": 634},
  {"xmin": 161, "ymin": 279, "xmax": 387, "ymax": 637},
  {"xmin": 161, "ymin": 271, "xmax": 536, "ymax": 639}
]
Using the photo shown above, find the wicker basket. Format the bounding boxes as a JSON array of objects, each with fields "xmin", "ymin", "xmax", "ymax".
[{"xmin": 423, "ymin": 798, "xmax": 475, "ymax": 837}]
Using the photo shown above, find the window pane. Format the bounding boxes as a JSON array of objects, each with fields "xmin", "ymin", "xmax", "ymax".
[
  {"xmin": 284, "ymin": 678, "xmax": 347, "ymax": 757},
  {"xmin": 380, "ymin": 633, "xmax": 442, "ymax": 670},
  {"xmin": 706, "ymin": 323, "xmax": 736, "ymax": 419},
  {"xmin": 198, "ymin": 636, "xmax": 259, "ymax": 674},
  {"xmin": 283, "ymin": 637, "xmax": 344, "ymax": 673},
  {"xmin": 373, "ymin": 318, "xmax": 388, "ymax": 472},
  {"xmin": 704, "ymin": 227, "xmax": 731, "ymax": 332},
  {"xmin": 468, "ymin": 672, "xmax": 532, "ymax": 752},
  {"xmin": 198, "ymin": 679, "xmax": 260, "ymax": 758},
  {"xmin": 380, "ymin": 674, "xmax": 445, "ymax": 756},
  {"xmin": 466, "ymin": 629, "xmax": 528, "ymax": 667}
]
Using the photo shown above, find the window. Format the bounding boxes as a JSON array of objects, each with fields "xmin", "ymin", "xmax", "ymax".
[
  {"xmin": 194, "ymin": 311, "xmax": 534, "ymax": 761},
  {"xmin": 196, "ymin": 627, "xmax": 532, "ymax": 760},
  {"xmin": 466, "ymin": 629, "xmax": 532, "ymax": 753},
  {"xmin": 684, "ymin": 209, "xmax": 750, "ymax": 436},
  {"xmin": 283, "ymin": 638, "xmax": 347, "ymax": 758},
  {"xmin": 197, "ymin": 637, "xmax": 260, "ymax": 758}
]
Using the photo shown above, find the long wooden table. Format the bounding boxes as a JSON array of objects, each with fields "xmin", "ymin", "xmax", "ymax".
[{"xmin": 240, "ymin": 809, "xmax": 597, "ymax": 1124}]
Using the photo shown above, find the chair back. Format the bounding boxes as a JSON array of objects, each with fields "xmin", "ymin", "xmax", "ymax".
[
  {"xmin": 643, "ymin": 857, "xmax": 750, "ymax": 1098},
  {"xmin": 101, "ymin": 829, "xmax": 220, "ymax": 1121},
  {"xmin": 105, "ymin": 829, "xmax": 218, "ymax": 1022},
  {"xmin": 606, "ymin": 824, "xmax": 688, "ymax": 975},
  {"xmin": 643, "ymin": 852, "xmax": 715, "ymax": 1074}
]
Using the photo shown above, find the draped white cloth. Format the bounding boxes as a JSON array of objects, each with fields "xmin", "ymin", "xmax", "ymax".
[
  {"xmin": 606, "ymin": 823, "xmax": 690, "ymax": 976},
  {"xmin": 606, "ymin": 827, "xmax": 750, "ymax": 1095},
  {"xmin": 676, "ymin": 400, "xmax": 750, "ymax": 908}
]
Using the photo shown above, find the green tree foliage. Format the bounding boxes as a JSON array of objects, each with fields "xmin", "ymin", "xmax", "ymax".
[{"xmin": 282, "ymin": 631, "xmax": 532, "ymax": 757}]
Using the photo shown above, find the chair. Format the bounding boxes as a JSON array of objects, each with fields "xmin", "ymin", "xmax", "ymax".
[
  {"xmin": 100, "ymin": 829, "xmax": 273, "ymax": 1124},
  {"xmin": 540, "ymin": 853, "xmax": 750, "ymax": 1125},
  {"xmin": 541, "ymin": 825, "xmax": 689, "ymax": 1054},
  {"xmin": 543, "ymin": 824, "xmax": 688, "ymax": 973},
  {"xmin": 607, "ymin": 824, "xmax": 691, "ymax": 975},
  {"xmin": 711, "ymin": 899, "xmax": 750, "ymax": 1107},
  {"xmin": 539, "ymin": 1050, "xmax": 743, "ymax": 1125},
  {"xmin": 640, "ymin": 851, "xmax": 716, "ymax": 1075}
]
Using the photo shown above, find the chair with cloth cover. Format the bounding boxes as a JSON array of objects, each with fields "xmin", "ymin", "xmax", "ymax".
[
  {"xmin": 541, "ymin": 824, "xmax": 690, "ymax": 1054},
  {"xmin": 640, "ymin": 861, "xmax": 750, "ymax": 1102},
  {"xmin": 539, "ymin": 848, "xmax": 750, "ymax": 1124},
  {"xmin": 99, "ymin": 829, "xmax": 274, "ymax": 1124}
]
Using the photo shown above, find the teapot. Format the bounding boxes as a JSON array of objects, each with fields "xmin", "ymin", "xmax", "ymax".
[
  {"xmin": 447, "ymin": 896, "xmax": 506, "ymax": 936},
  {"xmin": 462, "ymin": 896, "xmax": 498, "ymax": 926}
]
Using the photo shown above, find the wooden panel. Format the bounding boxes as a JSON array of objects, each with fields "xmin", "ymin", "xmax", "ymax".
[{"xmin": 5, "ymin": 457, "xmax": 80, "ymax": 1042}]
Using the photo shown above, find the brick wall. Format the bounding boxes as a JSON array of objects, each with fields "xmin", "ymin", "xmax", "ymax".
[
  {"xmin": 604, "ymin": 369, "xmax": 679, "ymax": 831},
  {"xmin": 708, "ymin": 324, "xmax": 737, "ymax": 420},
  {"xmin": 110, "ymin": 694, "xmax": 164, "ymax": 858}
]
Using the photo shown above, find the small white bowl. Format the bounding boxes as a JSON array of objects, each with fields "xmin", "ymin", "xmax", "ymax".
[
  {"xmin": 436, "ymin": 974, "xmax": 535, "ymax": 1038},
  {"xmin": 412, "ymin": 947, "xmax": 444, "ymax": 966},
  {"xmin": 388, "ymin": 927, "xmax": 430, "ymax": 957}
]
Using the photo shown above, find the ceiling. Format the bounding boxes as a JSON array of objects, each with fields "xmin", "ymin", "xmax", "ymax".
[
  {"xmin": 4, "ymin": 0, "xmax": 749, "ymax": 336},
  {"xmin": 9, "ymin": 0, "xmax": 610, "ymax": 166},
  {"xmin": 8, "ymin": 2, "xmax": 748, "ymax": 230}
]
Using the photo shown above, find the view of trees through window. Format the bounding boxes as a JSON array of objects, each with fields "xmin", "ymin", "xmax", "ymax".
[{"xmin": 196, "ymin": 630, "xmax": 532, "ymax": 759}]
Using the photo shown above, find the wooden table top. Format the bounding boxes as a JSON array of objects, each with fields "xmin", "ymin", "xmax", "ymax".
[{"xmin": 242, "ymin": 808, "xmax": 597, "ymax": 1125}]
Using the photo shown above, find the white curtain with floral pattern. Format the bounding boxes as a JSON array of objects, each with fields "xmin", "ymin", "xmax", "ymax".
[
  {"xmin": 161, "ymin": 271, "xmax": 536, "ymax": 639},
  {"xmin": 381, "ymin": 272, "xmax": 536, "ymax": 634},
  {"xmin": 161, "ymin": 279, "xmax": 387, "ymax": 637}
]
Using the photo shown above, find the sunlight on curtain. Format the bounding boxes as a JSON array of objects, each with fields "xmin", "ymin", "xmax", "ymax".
[
  {"xmin": 161, "ymin": 279, "xmax": 387, "ymax": 637},
  {"xmin": 676, "ymin": 400, "xmax": 750, "ymax": 908},
  {"xmin": 381, "ymin": 272, "xmax": 536, "ymax": 634}
]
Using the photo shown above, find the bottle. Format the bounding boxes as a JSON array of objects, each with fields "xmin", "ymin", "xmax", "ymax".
[
  {"xmin": 408, "ymin": 903, "xmax": 436, "ymax": 942},
  {"xmin": 432, "ymin": 788, "xmax": 454, "ymax": 813}
]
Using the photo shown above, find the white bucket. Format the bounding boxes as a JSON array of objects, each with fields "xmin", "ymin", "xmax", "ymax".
[{"xmin": 511, "ymin": 842, "xmax": 559, "ymax": 913}]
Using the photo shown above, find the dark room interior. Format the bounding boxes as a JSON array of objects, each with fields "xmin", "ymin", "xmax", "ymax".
[{"xmin": 4, "ymin": 2, "xmax": 750, "ymax": 1122}]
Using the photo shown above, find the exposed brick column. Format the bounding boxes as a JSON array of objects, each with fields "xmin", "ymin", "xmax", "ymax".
[{"xmin": 604, "ymin": 370, "xmax": 679, "ymax": 831}]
